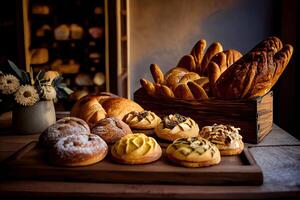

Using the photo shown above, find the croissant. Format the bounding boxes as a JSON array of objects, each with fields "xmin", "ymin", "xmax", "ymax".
[{"xmin": 213, "ymin": 37, "xmax": 293, "ymax": 99}]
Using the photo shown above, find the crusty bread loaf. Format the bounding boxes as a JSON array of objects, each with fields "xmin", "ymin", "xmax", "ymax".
[
  {"xmin": 213, "ymin": 37, "xmax": 293, "ymax": 99},
  {"xmin": 101, "ymin": 97, "xmax": 144, "ymax": 120}
]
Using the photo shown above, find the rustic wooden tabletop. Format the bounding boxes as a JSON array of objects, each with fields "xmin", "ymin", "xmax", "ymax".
[{"xmin": 0, "ymin": 112, "xmax": 299, "ymax": 199}]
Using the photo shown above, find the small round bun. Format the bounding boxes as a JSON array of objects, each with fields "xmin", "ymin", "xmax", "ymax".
[
  {"xmin": 111, "ymin": 133, "xmax": 162, "ymax": 164},
  {"xmin": 199, "ymin": 124, "xmax": 244, "ymax": 155},
  {"xmin": 123, "ymin": 110, "xmax": 161, "ymax": 129},
  {"xmin": 39, "ymin": 117, "xmax": 90, "ymax": 148},
  {"xmin": 51, "ymin": 134, "xmax": 108, "ymax": 167},
  {"xmin": 155, "ymin": 114, "xmax": 199, "ymax": 141},
  {"xmin": 166, "ymin": 137, "xmax": 221, "ymax": 168},
  {"xmin": 91, "ymin": 117, "xmax": 132, "ymax": 144}
]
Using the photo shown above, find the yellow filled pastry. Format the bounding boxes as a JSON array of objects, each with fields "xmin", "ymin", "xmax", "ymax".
[
  {"xmin": 166, "ymin": 137, "xmax": 221, "ymax": 168},
  {"xmin": 111, "ymin": 133, "xmax": 162, "ymax": 164},
  {"xmin": 155, "ymin": 114, "xmax": 199, "ymax": 141},
  {"xmin": 199, "ymin": 124, "xmax": 244, "ymax": 155},
  {"xmin": 123, "ymin": 110, "xmax": 161, "ymax": 129}
]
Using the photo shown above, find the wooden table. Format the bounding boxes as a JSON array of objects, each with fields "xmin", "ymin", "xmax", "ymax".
[{"xmin": 0, "ymin": 112, "xmax": 299, "ymax": 199}]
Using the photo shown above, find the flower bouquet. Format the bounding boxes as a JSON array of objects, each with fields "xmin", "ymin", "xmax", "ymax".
[{"xmin": 0, "ymin": 60, "xmax": 72, "ymax": 134}]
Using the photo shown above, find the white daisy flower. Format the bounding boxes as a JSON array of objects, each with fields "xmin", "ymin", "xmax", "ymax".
[
  {"xmin": 15, "ymin": 85, "xmax": 39, "ymax": 106},
  {"xmin": 0, "ymin": 74, "xmax": 20, "ymax": 94},
  {"xmin": 42, "ymin": 85, "xmax": 57, "ymax": 100}
]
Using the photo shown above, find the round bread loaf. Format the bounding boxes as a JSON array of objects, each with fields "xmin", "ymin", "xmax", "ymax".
[
  {"xmin": 199, "ymin": 124, "xmax": 244, "ymax": 155},
  {"xmin": 39, "ymin": 117, "xmax": 90, "ymax": 148},
  {"xmin": 111, "ymin": 133, "xmax": 162, "ymax": 164},
  {"xmin": 166, "ymin": 137, "xmax": 221, "ymax": 168},
  {"xmin": 51, "ymin": 134, "xmax": 108, "ymax": 167},
  {"xmin": 123, "ymin": 110, "xmax": 161, "ymax": 129},
  {"xmin": 91, "ymin": 117, "xmax": 132, "ymax": 144},
  {"xmin": 155, "ymin": 114, "xmax": 199, "ymax": 141}
]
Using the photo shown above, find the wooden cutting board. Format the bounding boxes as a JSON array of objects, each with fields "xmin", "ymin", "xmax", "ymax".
[{"xmin": 1, "ymin": 141, "xmax": 263, "ymax": 185}]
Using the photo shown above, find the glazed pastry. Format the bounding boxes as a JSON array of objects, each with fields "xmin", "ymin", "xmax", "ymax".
[
  {"xmin": 166, "ymin": 137, "xmax": 221, "ymax": 168},
  {"xmin": 51, "ymin": 134, "xmax": 108, "ymax": 167},
  {"xmin": 91, "ymin": 117, "xmax": 132, "ymax": 144},
  {"xmin": 54, "ymin": 25, "xmax": 70, "ymax": 40},
  {"xmin": 199, "ymin": 124, "xmax": 244, "ymax": 155},
  {"xmin": 70, "ymin": 24, "xmax": 84, "ymax": 39},
  {"xmin": 155, "ymin": 114, "xmax": 199, "ymax": 141},
  {"xmin": 101, "ymin": 97, "xmax": 144, "ymax": 120},
  {"xmin": 111, "ymin": 133, "xmax": 162, "ymax": 164},
  {"xmin": 123, "ymin": 110, "xmax": 161, "ymax": 129},
  {"xmin": 39, "ymin": 117, "xmax": 90, "ymax": 148},
  {"xmin": 30, "ymin": 48, "xmax": 49, "ymax": 65}
]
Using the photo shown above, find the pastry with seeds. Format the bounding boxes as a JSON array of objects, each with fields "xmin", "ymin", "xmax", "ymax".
[
  {"xmin": 111, "ymin": 133, "xmax": 162, "ymax": 164},
  {"xmin": 123, "ymin": 110, "xmax": 161, "ymax": 130},
  {"xmin": 166, "ymin": 137, "xmax": 221, "ymax": 167},
  {"xmin": 199, "ymin": 124, "xmax": 244, "ymax": 155},
  {"xmin": 155, "ymin": 114, "xmax": 199, "ymax": 141}
]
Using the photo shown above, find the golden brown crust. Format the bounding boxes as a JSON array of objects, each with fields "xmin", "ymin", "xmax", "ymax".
[
  {"xmin": 191, "ymin": 39, "xmax": 206, "ymax": 70},
  {"xmin": 70, "ymin": 95, "xmax": 107, "ymax": 127},
  {"xmin": 174, "ymin": 83, "xmax": 194, "ymax": 100},
  {"xmin": 111, "ymin": 133, "xmax": 162, "ymax": 164},
  {"xmin": 123, "ymin": 110, "xmax": 161, "ymax": 129},
  {"xmin": 155, "ymin": 114, "xmax": 199, "ymax": 141},
  {"xmin": 101, "ymin": 97, "xmax": 144, "ymax": 120},
  {"xmin": 199, "ymin": 124, "xmax": 244, "ymax": 156},
  {"xmin": 51, "ymin": 134, "xmax": 108, "ymax": 167},
  {"xmin": 166, "ymin": 137, "xmax": 221, "ymax": 168},
  {"xmin": 178, "ymin": 72, "xmax": 201, "ymax": 85},
  {"xmin": 213, "ymin": 37, "xmax": 293, "ymax": 99},
  {"xmin": 208, "ymin": 61, "xmax": 221, "ymax": 91},
  {"xmin": 91, "ymin": 117, "xmax": 132, "ymax": 144},
  {"xmin": 187, "ymin": 81, "xmax": 209, "ymax": 100},
  {"xmin": 199, "ymin": 42, "xmax": 223, "ymax": 75},
  {"xmin": 140, "ymin": 78, "xmax": 156, "ymax": 96},
  {"xmin": 160, "ymin": 85, "xmax": 175, "ymax": 98},
  {"xmin": 176, "ymin": 55, "xmax": 196, "ymax": 72},
  {"xmin": 150, "ymin": 64, "xmax": 164, "ymax": 84}
]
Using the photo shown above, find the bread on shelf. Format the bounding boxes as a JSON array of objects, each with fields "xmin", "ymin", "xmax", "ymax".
[{"xmin": 30, "ymin": 48, "xmax": 49, "ymax": 65}]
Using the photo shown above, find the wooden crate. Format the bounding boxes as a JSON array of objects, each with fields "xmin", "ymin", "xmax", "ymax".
[{"xmin": 134, "ymin": 88, "xmax": 273, "ymax": 144}]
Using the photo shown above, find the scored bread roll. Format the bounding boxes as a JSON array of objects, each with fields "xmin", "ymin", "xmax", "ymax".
[
  {"xmin": 70, "ymin": 95, "xmax": 107, "ymax": 127},
  {"xmin": 111, "ymin": 133, "xmax": 162, "ymax": 164},
  {"xmin": 174, "ymin": 84, "xmax": 194, "ymax": 100},
  {"xmin": 101, "ymin": 97, "xmax": 144, "ymax": 120},
  {"xmin": 199, "ymin": 124, "xmax": 244, "ymax": 156},
  {"xmin": 155, "ymin": 114, "xmax": 199, "ymax": 141},
  {"xmin": 166, "ymin": 137, "xmax": 221, "ymax": 168},
  {"xmin": 198, "ymin": 42, "xmax": 223, "ymax": 75},
  {"xmin": 91, "ymin": 117, "xmax": 132, "ymax": 144},
  {"xmin": 187, "ymin": 81, "xmax": 209, "ymax": 100},
  {"xmin": 123, "ymin": 110, "xmax": 161, "ymax": 129}
]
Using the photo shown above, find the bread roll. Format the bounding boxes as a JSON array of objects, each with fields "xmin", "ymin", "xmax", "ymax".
[
  {"xmin": 91, "ymin": 117, "xmax": 132, "ymax": 144},
  {"xmin": 70, "ymin": 95, "xmax": 107, "ymax": 127},
  {"xmin": 31, "ymin": 48, "xmax": 49, "ymax": 65},
  {"xmin": 150, "ymin": 64, "xmax": 164, "ymax": 84},
  {"xmin": 123, "ymin": 110, "xmax": 161, "ymax": 129},
  {"xmin": 199, "ymin": 42, "xmax": 223, "ymax": 75},
  {"xmin": 166, "ymin": 137, "xmax": 221, "ymax": 167},
  {"xmin": 155, "ymin": 114, "xmax": 199, "ymax": 141},
  {"xmin": 101, "ymin": 97, "xmax": 144, "ymax": 120},
  {"xmin": 199, "ymin": 124, "xmax": 244, "ymax": 155},
  {"xmin": 111, "ymin": 133, "xmax": 162, "ymax": 164}
]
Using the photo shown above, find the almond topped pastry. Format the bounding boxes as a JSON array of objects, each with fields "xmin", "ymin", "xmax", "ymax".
[
  {"xmin": 123, "ymin": 110, "xmax": 161, "ymax": 129},
  {"xmin": 111, "ymin": 133, "xmax": 162, "ymax": 164},
  {"xmin": 166, "ymin": 137, "xmax": 221, "ymax": 168},
  {"xmin": 155, "ymin": 114, "xmax": 199, "ymax": 141},
  {"xmin": 199, "ymin": 124, "xmax": 244, "ymax": 155}
]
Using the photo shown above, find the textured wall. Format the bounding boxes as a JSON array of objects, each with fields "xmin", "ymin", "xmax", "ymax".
[{"xmin": 128, "ymin": 0, "xmax": 273, "ymax": 96}]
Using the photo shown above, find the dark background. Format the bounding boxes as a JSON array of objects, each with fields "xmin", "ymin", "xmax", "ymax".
[{"xmin": 0, "ymin": 0, "xmax": 299, "ymax": 138}]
